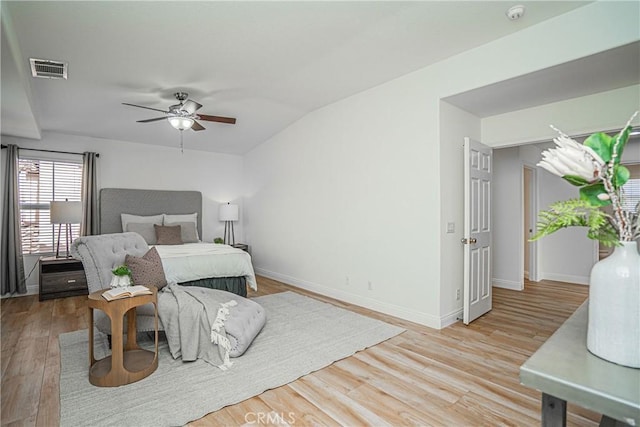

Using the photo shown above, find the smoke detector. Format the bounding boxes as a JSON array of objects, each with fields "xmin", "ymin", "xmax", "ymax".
[{"xmin": 506, "ymin": 5, "xmax": 525, "ymax": 21}]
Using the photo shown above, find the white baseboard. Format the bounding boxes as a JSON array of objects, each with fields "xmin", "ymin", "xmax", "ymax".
[
  {"xmin": 255, "ymin": 267, "xmax": 445, "ymax": 329},
  {"xmin": 492, "ymin": 278, "xmax": 523, "ymax": 291},
  {"xmin": 440, "ymin": 309, "xmax": 463, "ymax": 328},
  {"xmin": 540, "ymin": 272, "xmax": 589, "ymax": 285}
]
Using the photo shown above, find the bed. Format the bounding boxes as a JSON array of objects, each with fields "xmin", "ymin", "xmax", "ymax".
[{"xmin": 99, "ymin": 188, "xmax": 255, "ymax": 296}]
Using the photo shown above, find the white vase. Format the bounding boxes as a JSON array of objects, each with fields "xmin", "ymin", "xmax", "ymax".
[
  {"xmin": 587, "ymin": 241, "xmax": 640, "ymax": 368},
  {"xmin": 109, "ymin": 274, "xmax": 131, "ymax": 288}
]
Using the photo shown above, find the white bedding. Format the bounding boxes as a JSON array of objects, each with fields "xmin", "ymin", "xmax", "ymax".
[{"xmin": 153, "ymin": 243, "xmax": 257, "ymax": 290}]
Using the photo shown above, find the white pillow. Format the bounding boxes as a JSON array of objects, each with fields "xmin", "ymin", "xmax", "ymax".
[
  {"xmin": 121, "ymin": 213, "xmax": 163, "ymax": 232},
  {"xmin": 163, "ymin": 212, "xmax": 197, "ymax": 224},
  {"xmin": 163, "ymin": 213, "xmax": 199, "ymax": 239}
]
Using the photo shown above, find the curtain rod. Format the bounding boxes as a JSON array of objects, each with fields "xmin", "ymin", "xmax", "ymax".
[{"xmin": 1, "ymin": 144, "xmax": 99, "ymax": 157}]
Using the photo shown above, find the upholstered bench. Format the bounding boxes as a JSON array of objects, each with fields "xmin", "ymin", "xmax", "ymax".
[
  {"xmin": 158, "ymin": 285, "xmax": 266, "ymax": 361},
  {"xmin": 223, "ymin": 293, "xmax": 267, "ymax": 357}
]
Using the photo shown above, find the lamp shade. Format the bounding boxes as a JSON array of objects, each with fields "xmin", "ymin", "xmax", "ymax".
[
  {"xmin": 50, "ymin": 201, "xmax": 82, "ymax": 224},
  {"xmin": 219, "ymin": 203, "xmax": 239, "ymax": 221}
]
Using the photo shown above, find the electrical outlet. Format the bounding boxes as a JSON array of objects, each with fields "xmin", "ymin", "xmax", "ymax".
[
  {"xmin": 447, "ymin": 222, "xmax": 455, "ymax": 233},
  {"xmin": 368, "ymin": 281, "xmax": 373, "ymax": 291},
  {"xmin": 456, "ymin": 289, "xmax": 461, "ymax": 300}
]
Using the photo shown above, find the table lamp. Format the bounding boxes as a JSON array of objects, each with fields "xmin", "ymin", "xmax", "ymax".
[
  {"xmin": 50, "ymin": 199, "xmax": 82, "ymax": 258},
  {"xmin": 219, "ymin": 203, "xmax": 239, "ymax": 245}
]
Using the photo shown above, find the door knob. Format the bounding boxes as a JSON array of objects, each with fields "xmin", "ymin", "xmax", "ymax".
[{"xmin": 461, "ymin": 237, "xmax": 477, "ymax": 244}]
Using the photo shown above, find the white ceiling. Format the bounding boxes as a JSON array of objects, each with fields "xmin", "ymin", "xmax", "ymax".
[{"xmin": 1, "ymin": 1, "xmax": 616, "ymax": 155}]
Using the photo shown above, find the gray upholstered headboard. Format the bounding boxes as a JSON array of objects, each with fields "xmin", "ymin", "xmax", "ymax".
[{"xmin": 100, "ymin": 188, "xmax": 203, "ymax": 237}]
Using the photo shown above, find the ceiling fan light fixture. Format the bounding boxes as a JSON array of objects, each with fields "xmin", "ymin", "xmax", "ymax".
[{"xmin": 168, "ymin": 116, "xmax": 194, "ymax": 130}]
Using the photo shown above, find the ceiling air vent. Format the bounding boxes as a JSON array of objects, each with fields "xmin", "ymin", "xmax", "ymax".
[{"xmin": 29, "ymin": 58, "xmax": 67, "ymax": 79}]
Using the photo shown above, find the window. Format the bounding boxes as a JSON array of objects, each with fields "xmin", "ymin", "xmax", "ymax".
[
  {"xmin": 621, "ymin": 163, "xmax": 639, "ymax": 212},
  {"xmin": 599, "ymin": 163, "xmax": 639, "ymax": 260},
  {"xmin": 18, "ymin": 157, "xmax": 82, "ymax": 254}
]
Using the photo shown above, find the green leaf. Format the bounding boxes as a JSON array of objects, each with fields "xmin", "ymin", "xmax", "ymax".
[
  {"xmin": 530, "ymin": 199, "xmax": 618, "ymax": 246},
  {"xmin": 611, "ymin": 126, "xmax": 631, "ymax": 164},
  {"xmin": 112, "ymin": 265, "xmax": 132, "ymax": 276},
  {"xmin": 579, "ymin": 183, "xmax": 610, "ymax": 207},
  {"xmin": 613, "ymin": 164, "xmax": 630, "ymax": 188},
  {"xmin": 563, "ymin": 174, "xmax": 590, "ymax": 186},
  {"xmin": 584, "ymin": 132, "xmax": 612, "ymax": 162}
]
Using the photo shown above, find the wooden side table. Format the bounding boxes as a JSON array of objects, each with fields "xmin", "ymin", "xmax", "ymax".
[{"xmin": 87, "ymin": 287, "xmax": 159, "ymax": 387}]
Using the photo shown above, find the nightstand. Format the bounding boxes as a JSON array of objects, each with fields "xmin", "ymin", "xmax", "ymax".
[
  {"xmin": 39, "ymin": 256, "xmax": 88, "ymax": 301},
  {"xmin": 232, "ymin": 243, "xmax": 249, "ymax": 253}
]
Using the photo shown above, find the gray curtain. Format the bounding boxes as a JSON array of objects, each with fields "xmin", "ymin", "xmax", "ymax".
[
  {"xmin": 1, "ymin": 145, "xmax": 26, "ymax": 294},
  {"xmin": 80, "ymin": 152, "xmax": 99, "ymax": 236}
]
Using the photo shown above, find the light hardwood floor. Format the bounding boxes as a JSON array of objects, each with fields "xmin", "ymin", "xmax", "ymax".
[{"xmin": 1, "ymin": 277, "xmax": 599, "ymax": 426}]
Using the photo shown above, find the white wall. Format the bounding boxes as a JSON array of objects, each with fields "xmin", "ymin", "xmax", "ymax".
[
  {"xmin": 438, "ymin": 101, "xmax": 480, "ymax": 324},
  {"xmin": 244, "ymin": 1, "xmax": 640, "ymax": 328},
  {"xmin": 244, "ymin": 74, "xmax": 441, "ymax": 326},
  {"xmin": 1, "ymin": 132, "xmax": 244, "ymax": 295},
  {"xmin": 492, "ymin": 147, "xmax": 524, "ymax": 289},
  {"xmin": 537, "ymin": 169, "xmax": 596, "ymax": 285},
  {"xmin": 482, "ymin": 85, "xmax": 640, "ymax": 147}
]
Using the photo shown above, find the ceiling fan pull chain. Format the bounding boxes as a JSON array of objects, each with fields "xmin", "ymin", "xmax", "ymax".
[{"xmin": 180, "ymin": 130, "xmax": 184, "ymax": 154}]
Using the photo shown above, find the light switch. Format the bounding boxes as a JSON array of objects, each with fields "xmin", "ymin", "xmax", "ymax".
[{"xmin": 447, "ymin": 222, "xmax": 455, "ymax": 233}]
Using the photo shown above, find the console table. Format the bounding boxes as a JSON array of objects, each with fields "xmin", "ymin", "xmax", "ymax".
[{"xmin": 520, "ymin": 302, "xmax": 640, "ymax": 426}]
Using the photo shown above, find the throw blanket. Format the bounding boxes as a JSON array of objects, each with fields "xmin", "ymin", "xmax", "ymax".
[
  {"xmin": 154, "ymin": 243, "xmax": 257, "ymax": 290},
  {"xmin": 158, "ymin": 284, "xmax": 240, "ymax": 370}
]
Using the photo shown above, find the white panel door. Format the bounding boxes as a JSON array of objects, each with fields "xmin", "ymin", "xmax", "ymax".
[{"xmin": 463, "ymin": 137, "xmax": 493, "ymax": 325}]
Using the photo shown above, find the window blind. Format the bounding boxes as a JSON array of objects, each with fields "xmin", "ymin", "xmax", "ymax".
[
  {"xmin": 621, "ymin": 164, "xmax": 640, "ymax": 212},
  {"xmin": 18, "ymin": 157, "xmax": 83, "ymax": 254}
]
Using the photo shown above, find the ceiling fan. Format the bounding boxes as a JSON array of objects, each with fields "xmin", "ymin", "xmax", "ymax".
[{"xmin": 123, "ymin": 92, "xmax": 236, "ymax": 132}]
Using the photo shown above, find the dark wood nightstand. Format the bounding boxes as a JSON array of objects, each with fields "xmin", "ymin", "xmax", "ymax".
[
  {"xmin": 39, "ymin": 256, "xmax": 88, "ymax": 301},
  {"xmin": 232, "ymin": 243, "xmax": 249, "ymax": 253}
]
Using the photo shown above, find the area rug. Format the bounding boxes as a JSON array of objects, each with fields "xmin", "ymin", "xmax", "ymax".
[{"xmin": 59, "ymin": 291, "xmax": 405, "ymax": 427}]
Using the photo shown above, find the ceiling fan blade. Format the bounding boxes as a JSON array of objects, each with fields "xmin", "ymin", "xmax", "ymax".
[
  {"xmin": 182, "ymin": 100, "xmax": 202, "ymax": 114},
  {"xmin": 191, "ymin": 121, "xmax": 205, "ymax": 131},
  {"xmin": 198, "ymin": 114, "xmax": 236, "ymax": 124},
  {"xmin": 137, "ymin": 117, "xmax": 167, "ymax": 123},
  {"xmin": 123, "ymin": 103, "xmax": 169, "ymax": 114}
]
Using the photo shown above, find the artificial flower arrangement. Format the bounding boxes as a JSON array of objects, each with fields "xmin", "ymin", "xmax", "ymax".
[{"xmin": 531, "ymin": 112, "xmax": 639, "ymax": 246}]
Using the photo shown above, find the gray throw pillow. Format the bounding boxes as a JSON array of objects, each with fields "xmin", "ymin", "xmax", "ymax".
[
  {"xmin": 126, "ymin": 222, "xmax": 157, "ymax": 245},
  {"xmin": 165, "ymin": 221, "xmax": 199, "ymax": 243},
  {"xmin": 154, "ymin": 224, "xmax": 183, "ymax": 245},
  {"xmin": 125, "ymin": 247, "xmax": 168, "ymax": 289}
]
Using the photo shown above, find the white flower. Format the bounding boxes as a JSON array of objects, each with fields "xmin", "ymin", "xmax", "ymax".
[{"xmin": 537, "ymin": 135, "xmax": 605, "ymax": 182}]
